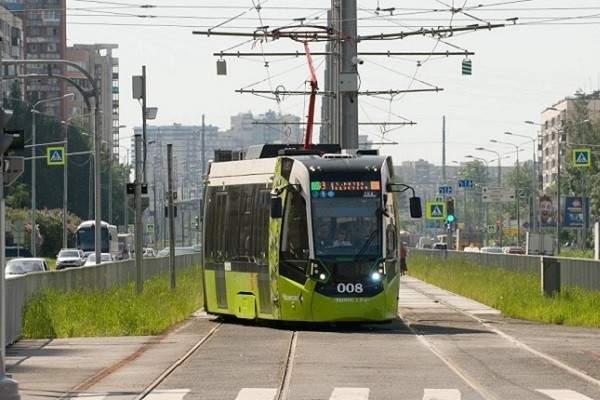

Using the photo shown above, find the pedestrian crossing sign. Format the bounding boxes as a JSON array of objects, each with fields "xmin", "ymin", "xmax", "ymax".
[
  {"xmin": 425, "ymin": 201, "xmax": 446, "ymax": 220},
  {"xmin": 47, "ymin": 147, "xmax": 65, "ymax": 166},
  {"xmin": 571, "ymin": 148, "xmax": 590, "ymax": 168}
]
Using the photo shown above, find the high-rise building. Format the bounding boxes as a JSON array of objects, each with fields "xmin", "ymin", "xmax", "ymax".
[
  {"xmin": 3, "ymin": 0, "xmax": 68, "ymax": 119},
  {"xmin": 66, "ymin": 43, "xmax": 120, "ymax": 151},
  {"xmin": 0, "ymin": 2, "xmax": 24, "ymax": 97}
]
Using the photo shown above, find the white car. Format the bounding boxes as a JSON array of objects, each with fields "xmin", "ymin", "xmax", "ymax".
[
  {"xmin": 5, "ymin": 258, "xmax": 49, "ymax": 278},
  {"xmin": 84, "ymin": 253, "xmax": 113, "ymax": 266}
]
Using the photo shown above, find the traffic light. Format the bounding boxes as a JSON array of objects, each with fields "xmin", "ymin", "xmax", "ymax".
[
  {"xmin": 0, "ymin": 107, "xmax": 14, "ymax": 155},
  {"xmin": 446, "ymin": 197, "xmax": 455, "ymax": 223},
  {"xmin": 462, "ymin": 58, "xmax": 472, "ymax": 75}
]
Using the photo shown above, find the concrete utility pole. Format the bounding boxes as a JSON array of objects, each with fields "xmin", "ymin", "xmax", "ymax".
[
  {"xmin": 134, "ymin": 134, "xmax": 144, "ymax": 293},
  {"xmin": 0, "ymin": 54, "xmax": 21, "ymax": 400},
  {"xmin": 167, "ymin": 144, "xmax": 176, "ymax": 289},
  {"xmin": 339, "ymin": 0, "xmax": 359, "ymax": 149}
]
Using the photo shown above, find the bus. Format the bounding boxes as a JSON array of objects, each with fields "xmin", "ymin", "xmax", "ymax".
[
  {"xmin": 75, "ymin": 220, "xmax": 119, "ymax": 259},
  {"xmin": 202, "ymin": 144, "xmax": 422, "ymax": 323}
]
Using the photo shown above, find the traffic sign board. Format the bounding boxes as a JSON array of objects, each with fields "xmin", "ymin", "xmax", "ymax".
[
  {"xmin": 572, "ymin": 148, "xmax": 591, "ymax": 168},
  {"xmin": 438, "ymin": 185, "xmax": 452, "ymax": 194},
  {"xmin": 482, "ymin": 186, "xmax": 516, "ymax": 203},
  {"xmin": 127, "ymin": 196, "xmax": 150, "ymax": 211},
  {"xmin": 458, "ymin": 179, "xmax": 473, "ymax": 188},
  {"xmin": 47, "ymin": 147, "xmax": 65, "ymax": 166},
  {"xmin": 426, "ymin": 201, "xmax": 446, "ymax": 220}
]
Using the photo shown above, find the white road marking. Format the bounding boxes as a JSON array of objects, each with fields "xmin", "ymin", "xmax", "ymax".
[
  {"xmin": 145, "ymin": 389, "xmax": 190, "ymax": 399},
  {"xmin": 537, "ymin": 389, "xmax": 595, "ymax": 400},
  {"xmin": 235, "ymin": 388, "xmax": 278, "ymax": 400},
  {"xmin": 330, "ymin": 387, "xmax": 369, "ymax": 400},
  {"xmin": 423, "ymin": 388, "xmax": 461, "ymax": 400}
]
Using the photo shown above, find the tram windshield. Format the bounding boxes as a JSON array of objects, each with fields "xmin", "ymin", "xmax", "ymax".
[{"xmin": 312, "ymin": 196, "xmax": 381, "ymax": 256}]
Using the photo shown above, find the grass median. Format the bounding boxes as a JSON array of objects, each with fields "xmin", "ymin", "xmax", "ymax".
[
  {"xmin": 21, "ymin": 266, "xmax": 204, "ymax": 338},
  {"xmin": 407, "ymin": 254, "xmax": 600, "ymax": 327}
]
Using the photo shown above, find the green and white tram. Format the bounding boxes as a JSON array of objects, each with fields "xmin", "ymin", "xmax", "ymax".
[{"xmin": 202, "ymin": 144, "xmax": 421, "ymax": 323}]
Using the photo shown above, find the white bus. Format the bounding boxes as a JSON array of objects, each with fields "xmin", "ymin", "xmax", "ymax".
[{"xmin": 75, "ymin": 220, "xmax": 119, "ymax": 259}]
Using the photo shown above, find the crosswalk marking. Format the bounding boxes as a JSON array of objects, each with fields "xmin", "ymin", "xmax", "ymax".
[
  {"xmin": 145, "ymin": 389, "xmax": 190, "ymax": 400},
  {"xmin": 66, "ymin": 387, "xmax": 596, "ymax": 399},
  {"xmin": 537, "ymin": 389, "xmax": 595, "ymax": 400},
  {"xmin": 330, "ymin": 387, "xmax": 369, "ymax": 400},
  {"xmin": 235, "ymin": 388, "xmax": 277, "ymax": 400},
  {"xmin": 423, "ymin": 388, "xmax": 461, "ymax": 400}
]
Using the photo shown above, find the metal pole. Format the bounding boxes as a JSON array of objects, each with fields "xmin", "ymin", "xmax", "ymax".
[
  {"xmin": 31, "ymin": 108, "xmax": 36, "ymax": 255},
  {"xmin": 516, "ymin": 150, "xmax": 520, "ymax": 246},
  {"xmin": 0, "ymin": 157, "xmax": 21, "ymax": 396},
  {"xmin": 142, "ymin": 66, "xmax": 147, "ymax": 183},
  {"xmin": 167, "ymin": 144, "xmax": 176, "ymax": 289},
  {"xmin": 94, "ymin": 97, "xmax": 102, "ymax": 265},
  {"xmin": 62, "ymin": 121, "xmax": 68, "ymax": 248},
  {"xmin": 134, "ymin": 134, "xmax": 144, "ymax": 292},
  {"xmin": 557, "ymin": 137, "xmax": 562, "ymax": 255}
]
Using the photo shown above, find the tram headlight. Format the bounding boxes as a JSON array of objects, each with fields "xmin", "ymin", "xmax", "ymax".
[
  {"xmin": 370, "ymin": 261, "xmax": 386, "ymax": 282},
  {"xmin": 308, "ymin": 259, "xmax": 331, "ymax": 284}
]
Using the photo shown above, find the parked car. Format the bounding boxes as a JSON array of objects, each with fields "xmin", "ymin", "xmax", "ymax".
[
  {"xmin": 503, "ymin": 246, "xmax": 525, "ymax": 255},
  {"xmin": 156, "ymin": 247, "xmax": 196, "ymax": 257},
  {"xmin": 463, "ymin": 244, "xmax": 480, "ymax": 252},
  {"xmin": 5, "ymin": 258, "xmax": 49, "ymax": 278},
  {"xmin": 143, "ymin": 248, "xmax": 156, "ymax": 257},
  {"xmin": 5, "ymin": 246, "xmax": 33, "ymax": 260},
  {"xmin": 56, "ymin": 248, "xmax": 86, "ymax": 270},
  {"xmin": 479, "ymin": 246, "xmax": 504, "ymax": 254},
  {"xmin": 84, "ymin": 253, "xmax": 113, "ymax": 266}
]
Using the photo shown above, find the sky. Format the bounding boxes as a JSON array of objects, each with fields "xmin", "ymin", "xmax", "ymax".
[{"xmin": 66, "ymin": 1, "xmax": 600, "ymax": 167}]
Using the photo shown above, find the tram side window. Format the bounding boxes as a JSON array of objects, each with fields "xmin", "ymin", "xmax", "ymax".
[{"xmin": 281, "ymin": 192, "xmax": 308, "ymax": 260}]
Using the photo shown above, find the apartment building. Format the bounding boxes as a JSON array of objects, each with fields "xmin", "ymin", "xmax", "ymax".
[
  {"xmin": 539, "ymin": 92, "xmax": 600, "ymax": 190},
  {"xmin": 66, "ymin": 43, "xmax": 120, "ymax": 150}
]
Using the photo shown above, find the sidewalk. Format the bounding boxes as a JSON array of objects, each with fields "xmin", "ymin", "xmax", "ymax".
[{"xmin": 4, "ymin": 310, "xmax": 210, "ymax": 400}]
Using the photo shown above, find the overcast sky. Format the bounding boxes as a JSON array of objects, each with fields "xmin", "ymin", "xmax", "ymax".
[{"xmin": 67, "ymin": 1, "xmax": 600, "ymax": 167}]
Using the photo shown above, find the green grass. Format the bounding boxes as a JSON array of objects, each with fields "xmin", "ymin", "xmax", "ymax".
[
  {"xmin": 21, "ymin": 266, "xmax": 203, "ymax": 338},
  {"xmin": 408, "ymin": 255, "xmax": 600, "ymax": 327}
]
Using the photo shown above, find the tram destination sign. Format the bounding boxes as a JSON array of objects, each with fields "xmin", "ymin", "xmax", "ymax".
[
  {"xmin": 311, "ymin": 180, "xmax": 381, "ymax": 192},
  {"xmin": 482, "ymin": 186, "xmax": 516, "ymax": 203}
]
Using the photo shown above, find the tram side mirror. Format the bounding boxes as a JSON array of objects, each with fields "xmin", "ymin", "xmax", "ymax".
[
  {"xmin": 410, "ymin": 196, "xmax": 422, "ymax": 218},
  {"xmin": 271, "ymin": 196, "xmax": 283, "ymax": 219}
]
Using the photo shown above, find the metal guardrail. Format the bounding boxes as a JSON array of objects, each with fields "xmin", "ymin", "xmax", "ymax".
[
  {"xmin": 410, "ymin": 249, "xmax": 600, "ymax": 292},
  {"xmin": 4, "ymin": 254, "xmax": 200, "ymax": 345}
]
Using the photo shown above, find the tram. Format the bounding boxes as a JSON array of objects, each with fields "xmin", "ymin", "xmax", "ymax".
[{"xmin": 201, "ymin": 144, "xmax": 421, "ymax": 322}]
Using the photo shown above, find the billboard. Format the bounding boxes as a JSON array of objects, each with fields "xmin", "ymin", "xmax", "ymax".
[{"xmin": 532, "ymin": 195, "xmax": 589, "ymax": 229}]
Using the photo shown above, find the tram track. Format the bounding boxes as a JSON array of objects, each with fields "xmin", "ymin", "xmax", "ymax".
[
  {"xmin": 133, "ymin": 322, "xmax": 224, "ymax": 400},
  {"xmin": 399, "ymin": 278, "xmax": 600, "ymax": 394}
]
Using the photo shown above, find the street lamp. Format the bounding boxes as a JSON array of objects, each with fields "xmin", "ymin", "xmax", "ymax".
[
  {"xmin": 31, "ymin": 93, "xmax": 74, "ymax": 255},
  {"xmin": 490, "ymin": 138, "xmax": 529, "ymax": 246},
  {"xmin": 506, "ymin": 131, "xmax": 538, "ymax": 234},
  {"xmin": 60, "ymin": 115, "xmax": 80, "ymax": 249},
  {"xmin": 475, "ymin": 147, "xmax": 502, "ymax": 185}
]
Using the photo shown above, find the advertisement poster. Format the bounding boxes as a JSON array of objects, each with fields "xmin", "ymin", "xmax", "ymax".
[
  {"xmin": 532, "ymin": 195, "xmax": 588, "ymax": 229},
  {"xmin": 563, "ymin": 196, "xmax": 588, "ymax": 228},
  {"xmin": 537, "ymin": 195, "xmax": 559, "ymax": 228}
]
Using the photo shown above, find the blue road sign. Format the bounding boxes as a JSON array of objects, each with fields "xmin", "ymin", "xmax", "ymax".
[
  {"xmin": 458, "ymin": 179, "xmax": 473, "ymax": 188},
  {"xmin": 438, "ymin": 185, "xmax": 452, "ymax": 194}
]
